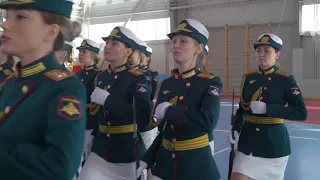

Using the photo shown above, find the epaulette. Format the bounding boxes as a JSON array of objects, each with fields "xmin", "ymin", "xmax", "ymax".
[
  {"xmin": 128, "ymin": 68, "xmax": 143, "ymax": 76},
  {"xmin": 244, "ymin": 70, "xmax": 257, "ymax": 76},
  {"xmin": 147, "ymin": 68, "xmax": 157, "ymax": 72},
  {"xmin": 139, "ymin": 69, "xmax": 147, "ymax": 73},
  {"xmin": 94, "ymin": 69, "xmax": 100, "ymax": 72},
  {"xmin": 275, "ymin": 70, "xmax": 290, "ymax": 77},
  {"xmin": 3, "ymin": 69, "xmax": 13, "ymax": 76},
  {"xmin": 196, "ymin": 73, "xmax": 215, "ymax": 79},
  {"xmin": 45, "ymin": 69, "xmax": 73, "ymax": 81}
]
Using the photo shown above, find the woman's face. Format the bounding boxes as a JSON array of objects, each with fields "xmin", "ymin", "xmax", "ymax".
[
  {"xmin": 140, "ymin": 52, "xmax": 150, "ymax": 66},
  {"xmin": 103, "ymin": 39, "xmax": 131, "ymax": 63},
  {"xmin": 171, "ymin": 34, "xmax": 201, "ymax": 65},
  {"xmin": 78, "ymin": 49, "xmax": 92, "ymax": 66},
  {"xmin": 255, "ymin": 45, "xmax": 280, "ymax": 69},
  {"xmin": 0, "ymin": 8, "xmax": 54, "ymax": 56},
  {"xmin": 127, "ymin": 50, "xmax": 141, "ymax": 66}
]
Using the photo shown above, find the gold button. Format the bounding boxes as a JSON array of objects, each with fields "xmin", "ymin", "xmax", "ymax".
[
  {"xmin": 22, "ymin": 85, "xmax": 28, "ymax": 93},
  {"xmin": 179, "ymin": 96, "xmax": 184, "ymax": 100},
  {"xmin": 264, "ymin": 87, "xmax": 267, "ymax": 90},
  {"xmin": 81, "ymin": 79, "xmax": 83, "ymax": 81},
  {"xmin": 268, "ymin": 77, "xmax": 271, "ymax": 80},
  {"xmin": 107, "ymin": 85, "xmax": 111, "ymax": 89},
  {"xmin": 170, "ymin": 125, "xmax": 174, "ymax": 129},
  {"xmin": 186, "ymin": 83, "xmax": 191, "ymax": 87},
  {"xmin": 172, "ymin": 138, "xmax": 176, "ymax": 142},
  {"xmin": 256, "ymin": 128, "xmax": 260, "ymax": 132},
  {"xmin": 86, "ymin": 72, "xmax": 88, "ymax": 75},
  {"xmin": 259, "ymin": 97, "xmax": 263, "ymax": 100},
  {"xmin": 107, "ymin": 122, "xmax": 111, "ymax": 125},
  {"xmin": 107, "ymin": 134, "xmax": 110, "ymax": 137},
  {"xmin": 114, "ymin": 75, "xmax": 118, "ymax": 79},
  {"xmin": 4, "ymin": 106, "xmax": 10, "ymax": 114},
  {"xmin": 172, "ymin": 154, "xmax": 176, "ymax": 158}
]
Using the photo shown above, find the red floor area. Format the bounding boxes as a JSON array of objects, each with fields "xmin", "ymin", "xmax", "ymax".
[{"xmin": 305, "ymin": 104, "xmax": 320, "ymax": 125}]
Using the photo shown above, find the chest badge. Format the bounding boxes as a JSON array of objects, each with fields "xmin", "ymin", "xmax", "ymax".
[
  {"xmin": 163, "ymin": 90, "xmax": 170, "ymax": 95},
  {"xmin": 137, "ymin": 84, "xmax": 147, "ymax": 93}
]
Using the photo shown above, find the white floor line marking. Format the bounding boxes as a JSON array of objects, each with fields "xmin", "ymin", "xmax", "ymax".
[
  {"xmin": 214, "ymin": 147, "xmax": 230, "ymax": 155},
  {"xmin": 298, "ymin": 129, "xmax": 320, "ymax": 132},
  {"xmin": 214, "ymin": 129, "xmax": 231, "ymax": 133},
  {"xmin": 289, "ymin": 136, "xmax": 317, "ymax": 140},
  {"xmin": 214, "ymin": 129, "xmax": 318, "ymax": 140}
]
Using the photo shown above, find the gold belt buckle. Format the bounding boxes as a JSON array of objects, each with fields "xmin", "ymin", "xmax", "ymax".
[
  {"xmin": 256, "ymin": 117, "xmax": 261, "ymax": 124},
  {"xmin": 168, "ymin": 142, "xmax": 175, "ymax": 151}
]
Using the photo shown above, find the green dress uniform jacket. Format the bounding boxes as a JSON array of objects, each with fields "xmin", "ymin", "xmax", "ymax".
[
  {"xmin": 90, "ymin": 64, "xmax": 152, "ymax": 163},
  {"xmin": 140, "ymin": 66, "xmax": 158, "ymax": 101},
  {"xmin": 142, "ymin": 68, "xmax": 222, "ymax": 180},
  {"xmin": 138, "ymin": 65, "xmax": 159, "ymax": 132},
  {"xmin": 0, "ymin": 53, "xmax": 86, "ymax": 180},
  {"xmin": 234, "ymin": 65, "xmax": 308, "ymax": 158},
  {"xmin": 0, "ymin": 62, "xmax": 14, "ymax": 83},
  {"xmin": 76, "ymin": 64, "xmax": 100, "ymax": 129}
]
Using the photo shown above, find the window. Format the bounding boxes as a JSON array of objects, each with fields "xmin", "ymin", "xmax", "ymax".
[
  {"xmin": 88, "ymin": 17, "xmax": 170, "ymax": 42},
  {"xmin": 88, "ymin": 22, "xmax": 125, "ymax": 43},
  {"xmin": 301, "ymin": 3, "xmax": 320, "ymax": 34}
]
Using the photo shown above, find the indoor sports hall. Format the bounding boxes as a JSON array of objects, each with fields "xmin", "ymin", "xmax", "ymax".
[{"xmin": 0, "ymin": 0, "xmax": 319, "ymax": 180}]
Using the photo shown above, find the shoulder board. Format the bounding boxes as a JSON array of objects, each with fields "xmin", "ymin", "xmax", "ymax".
[
  {"xmin": 3, "ymin": 69, "xmax": 13, "ymax": 76},
  {"xmin": 147, "ymin": 68, "xmax": 157, "ymax": 72},
  {"xmin": 128, "ymin": 69, "xmax": 143, "ymax": 76},
  {"xmin": 139, "ymin": 69, "xmax": 147, "ymax": 73},
  {"xmin": 196, "ymin": 73, "xmax": 215, "ymax": 79},
  {"xmin": 45, "ymin": 69, "xmax": 73, "ymax": 81},
  {"xmin": 244, "ymin": 70, "xmax": 257, "ymax": 76},
  {"xmin": 94, "ymin": 69, "xmax": 100, "ymax": 72},
  {"xmin": 275, "ymin": 70, "xmax": 290, "ymax": 77}
]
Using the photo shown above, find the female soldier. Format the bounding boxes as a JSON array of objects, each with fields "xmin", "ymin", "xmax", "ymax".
[
  {"xmin": 77, "ymin": 26, "xmax": 152, "ymax": 180},
  {"xmin": 140, "ymin": 45, "xmax": 159, "ymax": 102},
  {"xmin": 127, "ymin": 37, "xmax": 158, "ymax": 153},
  {"xmin": 75, "ymin": 39, "xmax": 101, "ymax": 161},
  {"xmin": 229, "ymin": 33, "xmax": 308, "ymax": 180},
  {"xmin": 0, "ymin": 44, "xmax": 14, "ymax": 83},
  {"xmin": 55, "ymin": 41, "xmax": 74, "ymax": 70},
  {"xmin": 0, "ymin": 0, "xmax": 86, "ymax": 179},
  {"xmin": 136, "ymin": 19, "xmax": 222, "ymax": 180}
]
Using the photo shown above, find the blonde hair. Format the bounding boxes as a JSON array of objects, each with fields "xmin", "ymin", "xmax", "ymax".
[
  {"xmin": 195, "ymin": 44, "xmax": 206, "ymax": 71},
  {"xmin": 90, "ymin": 51, "xmax": 100, "ymax": 64},
  {"xmin": 6, "ymin": 56, "xmax": 15, "ymax": 68},
  {"xmin": 40, "ymin": 12, "xmax": 81, "ymax": 51}
]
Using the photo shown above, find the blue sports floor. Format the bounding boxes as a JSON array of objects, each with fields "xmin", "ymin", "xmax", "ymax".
[{"xmin": 158, "ymin": 74, "xmax": 320, "ymax": 180}]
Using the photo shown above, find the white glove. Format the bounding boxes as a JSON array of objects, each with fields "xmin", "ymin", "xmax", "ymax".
[
  {"xmin": 250, "ymin": 101, "xmax": 267, "ymax": 114},
  {"xmin": 228, "ymin": 130, "xmax": 240, "ymax": 144},
  {"xmin": 155, "ymin": 102, "xmax": 172, "ymax": 120},
  {"xmin": 90, "ymin": 87, "xmax": 110, "ymax": 105},
  {"xmin": 136, "ymin": 160, "xmax": 148, "ymax": 178}
]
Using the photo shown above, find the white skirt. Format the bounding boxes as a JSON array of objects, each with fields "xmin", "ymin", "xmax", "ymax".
[
  {"xmin": 232, "ymin": 152, "xmax": 289, "ymax": 180},
  {"xmin": 77, "ymin": 152, "xmax": 146, "ymax": 180},
  {"xmin": 140, "ymin": 128, "xmax": 158, "ymax": 150}
]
